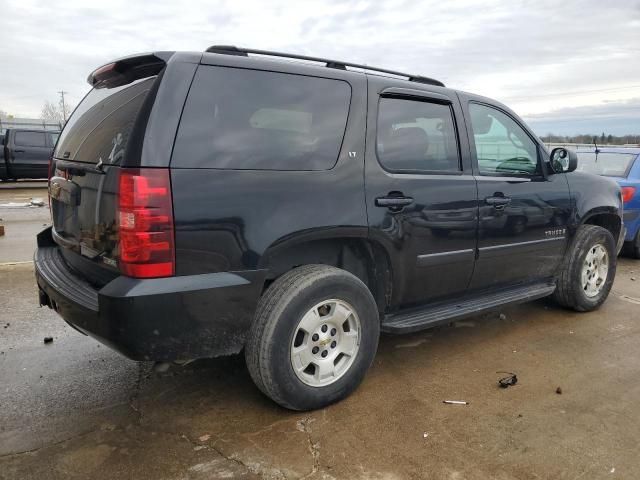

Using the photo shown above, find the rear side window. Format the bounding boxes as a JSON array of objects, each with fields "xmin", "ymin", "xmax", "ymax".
[
  {"xmin": 54, "ymin": 76, "xmax": 156, "ymax": 164},
  {"xmin": 172, "ymin": 66, "xmax": 351, "ymax": 170},
  {"xmin": 15, "ymin": 131, "xmax": 46, "ymax": 147},
  {"xmin": 376, "ymin": 98, "xmax": 460, "ymax": 172}
]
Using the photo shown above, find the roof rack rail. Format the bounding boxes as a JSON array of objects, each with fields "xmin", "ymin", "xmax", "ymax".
[{"xmin": 205, "ymin": 45, "xmax": 445, "ymax": 87}]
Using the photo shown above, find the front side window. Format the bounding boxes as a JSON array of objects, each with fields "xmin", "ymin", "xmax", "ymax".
[
  {"xmin": 172, "ymin": 66, "xmax": 351, "ymax": 170},
  {"xmin": 469, "ymin": 103, "xmax": 539, "ymax": 176},
  {"xmin": 376, "ymin": 97, "xmax": 460, "ymax": 172},
  {"xmin": 15, "ymin": 131, "xmax": 46, "ymax": 147}
]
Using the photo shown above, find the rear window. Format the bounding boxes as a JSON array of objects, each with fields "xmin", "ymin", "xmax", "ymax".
[
  {"xmin": 54, "ymin": 76, "xmax": 156, "ymax": 164},
  {"xmin": 48, "ymin": 132, "xmax": 60, "ymax": 146},
  {"xmin": 172, "ymin": 66, "xmax": 351, "ymax": 170},
  {"xmin": 575, "ymin": 152, "xmax": 637, "ymax": 177},
  {"xmin": 15, "ymin": 131, "xmax": 46, "ymax": 147}
]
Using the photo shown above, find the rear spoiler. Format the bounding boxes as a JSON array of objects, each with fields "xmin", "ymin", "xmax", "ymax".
[{"xmin": 87, "ymin": 52, "xmax": 174, "ymax": 89}]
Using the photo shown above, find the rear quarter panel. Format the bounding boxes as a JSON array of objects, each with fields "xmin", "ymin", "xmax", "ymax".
[
  {"xmin": 619, "ymin": 154, "xmax": 640, "ymax": 239},
  {"xmin": 170, "ymin": 62, "xmax": 368, "ymax": 275}
]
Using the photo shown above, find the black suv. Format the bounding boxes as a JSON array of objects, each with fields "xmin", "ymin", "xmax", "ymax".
[{"xmin": 35, "ymin": 47, "xmax": 625, "ymax": 410}]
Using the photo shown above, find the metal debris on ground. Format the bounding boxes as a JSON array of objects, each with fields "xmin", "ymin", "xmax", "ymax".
[
  {"xmin": 443, "ymin": 400, "xmax": 469, "ymax": 405},
  {"xmin": 453, "ymin": 321, "xmax": 475, "ymax": 328},
  {"xmin": 556, "ymin": 386, "xmax": 563, "ymax": 394},
  {"xmin": 497, "ymin": 372, "xmax": 518, "ymax": 388},
  {"xmin": 153, "ymin": 361, "xmax": 171, "ymax": 373},
  {"xmin": 43, "ymin": 336, "xmax": 53, "ymax": 344}
]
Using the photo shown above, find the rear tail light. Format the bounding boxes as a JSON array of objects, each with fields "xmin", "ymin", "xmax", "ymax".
[
  {"xmin": 621, "ymin": 186, "xmax": 637, "ymax": 204},
  {"xmin": 118, "ymin": 168, "xmax": 175, "ymax": 278}
]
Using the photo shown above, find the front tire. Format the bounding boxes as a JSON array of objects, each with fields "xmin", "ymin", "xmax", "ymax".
[
  {"xmin": 553, "ymin": 225, "xmax": 617, "ymax": 311},
  {"xmin": 245, "ymin": 265, "xmax": 379, "ymax": 411}
]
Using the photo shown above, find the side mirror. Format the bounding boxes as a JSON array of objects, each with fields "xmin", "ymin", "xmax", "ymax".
[{"xmin": 549, "ymin": 147, "xmax": 577, "ymax": 173}]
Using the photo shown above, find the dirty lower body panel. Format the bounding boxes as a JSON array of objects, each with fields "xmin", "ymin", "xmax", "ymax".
[{"xmin": 34, "ymin": 228, "xmax": 266, "ymax": 361}]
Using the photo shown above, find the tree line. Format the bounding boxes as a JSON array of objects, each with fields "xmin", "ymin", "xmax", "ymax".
[{"xmin": 542, "ymin": 133, "xmax": 640, "ymax": 146}]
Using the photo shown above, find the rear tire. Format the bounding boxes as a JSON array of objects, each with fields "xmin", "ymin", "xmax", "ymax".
[
  {"xmin": 553, "ymin": 225, "xmax": 616, "ymax": 311},
  {"xmin": 245, "ymin": 265, "xmax": 379, "ymax": 411}
]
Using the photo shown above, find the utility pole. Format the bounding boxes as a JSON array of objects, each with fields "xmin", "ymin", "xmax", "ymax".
[{"xmin": 58, "ymin": 90, "xmax": 68, "ymax": 123}]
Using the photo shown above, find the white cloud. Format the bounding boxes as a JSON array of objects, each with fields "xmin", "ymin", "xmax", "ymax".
[{"xmin": 1, "ymin": 0, "xmax": 639, "ymax": 133}]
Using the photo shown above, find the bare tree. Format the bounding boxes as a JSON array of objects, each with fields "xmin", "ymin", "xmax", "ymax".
[{"xmin": 41, "ymin": 98, "xmax": 72, "ymax": 125}]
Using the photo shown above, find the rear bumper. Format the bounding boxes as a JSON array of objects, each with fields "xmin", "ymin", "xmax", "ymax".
[
  {"xmin": 623, "ymin": 209, "xmax": 640, "ymax": 242},
  {"xmin": 34, "ymin": 228, "xmax": 266, "ymax": 361}
]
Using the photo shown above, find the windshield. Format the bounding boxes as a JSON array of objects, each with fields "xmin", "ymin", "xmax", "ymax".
[{"xmin": 575, "ymin": 152, "xmax": 637, "ymax": 177}]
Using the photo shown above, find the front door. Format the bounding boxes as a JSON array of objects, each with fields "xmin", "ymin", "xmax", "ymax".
[
  {"xmin": 461, "ymin": 98, "xmax": 572, "ymax": 289},
  {"xmin": 365, "ymin": 78, "xmax": 478, "ymax": 308},
  {"xmin": 12, "ymin": 130, "xmax": 50, "ymax": 178}
]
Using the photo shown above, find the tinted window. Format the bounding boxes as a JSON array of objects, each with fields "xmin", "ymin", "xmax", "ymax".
[
  {"xmin": 469, "ymin": 103, "xmax": 539, "ymax": 176},
  {"xmin": 376, "ymin": 98, "xmax": 460, "ymax": 172},
  {"xmin": 14, "ymin": 131, "xmax": 46, "ymax": 147},
  {"xmin": 48, "ymin": 132, "xmax": 60, "ymax": 146},
  {"xmin": 575, "ymin": 152, "xmax": 637, "ymax": 177},
  {"xmin": 54, "ymin": 76, "xmax": 156, "ymax": 164},
  {"xmin": 172, "ymin": 67, "xmax": 351, "ymax": 170}
]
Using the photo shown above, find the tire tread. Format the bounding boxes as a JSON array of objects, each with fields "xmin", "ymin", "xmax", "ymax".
[{"xmin": 553, "ymin": 224, "xmax": 616, "ymax": 311}]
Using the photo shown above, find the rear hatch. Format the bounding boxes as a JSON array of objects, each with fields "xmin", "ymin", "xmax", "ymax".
[{"xmin": 50, "ymin": 56, "xmax": 165, "ymax": 285}]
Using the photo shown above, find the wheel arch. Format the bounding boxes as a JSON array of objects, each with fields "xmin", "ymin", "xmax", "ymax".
[
  {"xmin": 258, "ymin": 230, "xmax": 394, "ymax": 315},
  {"xmin": 580, "ymin": 208, "xmax": 622, "ymax": 243}
]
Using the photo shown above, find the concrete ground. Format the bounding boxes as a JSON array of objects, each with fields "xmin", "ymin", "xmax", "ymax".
[{"xmin": 1, "ymin": 185, "xmax": 639, "ymax": 479}]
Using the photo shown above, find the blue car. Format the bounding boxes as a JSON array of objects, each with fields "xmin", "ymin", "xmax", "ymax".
[{"xmin": 575, "ymin": 147, "xmax": 640, "ymax": 257}]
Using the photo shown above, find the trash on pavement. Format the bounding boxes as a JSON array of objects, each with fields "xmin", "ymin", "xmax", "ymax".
[
  {"xmin": 556, "ymin": 386, "xmax": 563, "ymax": 394},
  {"xmin": 43, "ymin": 336, "xmax": 53, "ymax": 344},
  {"xmin": 153, "ymin": 361, "xmax": 171, "ymax": 373},
  {"xmin": 443, "ymin": 400, "xmax": 469, "ymax": 405},
  {"xmin": 497, "ymin": 372, "xmax": 518, "ymax": 388}
]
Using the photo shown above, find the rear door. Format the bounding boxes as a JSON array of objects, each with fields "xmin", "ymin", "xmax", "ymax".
[
  {"xmin": 365, "ymin": 76, "xmax": 478, "ymax": 308},
  {"xmin": 460, "ymin": 96, "xmax": 572, "ymax": 289},
  {"xmin": 50, "ymin": 75, "xmax": 160, "ymax": 281},
  {"xmin": 11, "ymin": 130, "xmax": 49, "ymax": 178}
]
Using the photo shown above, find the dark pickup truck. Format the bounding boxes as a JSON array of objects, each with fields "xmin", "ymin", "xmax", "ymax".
[
  {"xmin": 35, "ymin": 48, "xmax": 625, "ymax": 411},
  {"xmin": 1, "ymin": 128, "xmax": 59, "ymax": 181}
]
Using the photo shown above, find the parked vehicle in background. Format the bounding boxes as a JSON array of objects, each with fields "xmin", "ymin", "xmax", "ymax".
[
  {"xmin": 35, "ymin": 48, "xmax": 625, "ymax": 411},
  {"xmin": 575, "ymin": 147, "xmax": 640, "ymax": 258},
  {"xmin": 0, "ymin": 129, "xmax": 59, "ymax": 180}
]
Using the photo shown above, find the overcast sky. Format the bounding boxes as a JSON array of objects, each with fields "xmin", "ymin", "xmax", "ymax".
[{"xmin": 1, "ymin": 0, "xmax": 639, "ymax": 135}]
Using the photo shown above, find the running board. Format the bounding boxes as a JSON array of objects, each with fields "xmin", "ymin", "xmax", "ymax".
[{"xmin": 381, "ymin": 282, "xmax": 556, "ymax": 334}]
